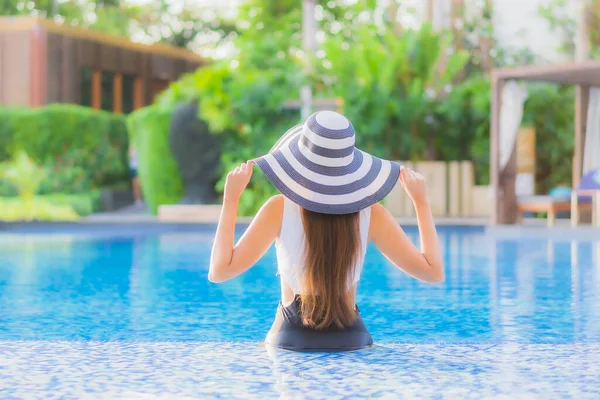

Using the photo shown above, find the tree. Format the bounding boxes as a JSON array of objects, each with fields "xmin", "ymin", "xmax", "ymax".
[
  {"xmin": 127, "ymin": 0, "xmax": 237, "ymax": 52},
  {"xmin": 0, "ymin": 0, "xmax": 236, "ymax": 52},
  {"xmin": 0, "ymin": 0, "xmax": 85, "ymax": 20},
  {"xmin": 538, "ymin": 0, "xmax": 600, "ymax": 59}
]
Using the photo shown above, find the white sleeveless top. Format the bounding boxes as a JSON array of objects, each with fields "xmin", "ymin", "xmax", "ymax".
[{"xmin": 275, "ymin": 197, "xmax": 371, "ymax": 294}]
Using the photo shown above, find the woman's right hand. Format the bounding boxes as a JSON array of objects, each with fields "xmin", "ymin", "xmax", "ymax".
[
  {"xmin": 399, "ymin": 165, "xmax": 428, "ymax": 206},
  {"xmin": 224, "ymin": 161, "xmax": 253, "ymax": 202}
]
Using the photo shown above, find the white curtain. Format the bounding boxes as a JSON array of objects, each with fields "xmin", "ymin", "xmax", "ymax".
[
  {"xmin": 583, "ymin": 87, "xmax": 600, "ymax": 174},
  {"xmin": 499, "ymin": 80, "xmax": 528, "ymax": 171}
]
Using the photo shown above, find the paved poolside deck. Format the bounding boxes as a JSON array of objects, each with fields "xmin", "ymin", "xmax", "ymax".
[
  {"xmin": 3, "ymin": 202, "xmax": 599, "ymax": 239},
  {"xmin": 82, "ymin": 202, "xmax": 491, "ymax": 225},
  {"xmin": 83, "ymin": 204, "xmax": 600, "ymax": 230},
  {"xmin": 84, "ymin": 212, "xmax": 490, "ymax": 226}
]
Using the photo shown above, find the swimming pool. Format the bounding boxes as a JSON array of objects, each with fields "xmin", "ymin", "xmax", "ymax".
[{"xmin": 0, "ymin": 225, "xmax": 599, "ymax": 398}]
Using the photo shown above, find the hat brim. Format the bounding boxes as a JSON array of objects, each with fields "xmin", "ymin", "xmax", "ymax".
[{"xmin": 253, "ymin": 125, "xmax": 401, "ymax": 215}]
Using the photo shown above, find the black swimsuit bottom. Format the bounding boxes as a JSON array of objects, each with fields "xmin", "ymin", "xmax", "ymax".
[{"xmin": 265, "ymin": 295, "xmax": 373, "ymax": 352}]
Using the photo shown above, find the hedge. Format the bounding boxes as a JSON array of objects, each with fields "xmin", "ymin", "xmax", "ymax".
[
  {"xmin": 127, "ymin": 105, "xmax": 184, "ymax": 214},
  {"xmin": 43, "ymin": 191, "xmax": 102, "ymax": 217},
  {"xmin": 0, "ymin": 197, "xmax": 79, "ymax": 222},
  {"xmin": 0, "ymin": 104, "xmax": 130, "ymax": 195}
]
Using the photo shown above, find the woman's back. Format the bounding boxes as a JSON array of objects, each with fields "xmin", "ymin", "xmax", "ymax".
[{"xmin": 276, "ymin": 196, "xmax": 371, "ymax": 298}]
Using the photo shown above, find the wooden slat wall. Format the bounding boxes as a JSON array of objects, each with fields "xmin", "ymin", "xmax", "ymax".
[
  {"xmin": 173, "ymin": 59, "xmax": 187, "ymax": 77},
  {"xmin": 46, "ymin": 32, "xmax": 62, "ymax": 103},
  {"xmin": 151, "ymin": 54, "xmax": 175, "ymax": 80},
  {"xmin": 78, "ymin": 39, "xmax": 99, "ymax": 68},
  {"xmin": 185, "ymin": 61, "xmax": 199, "ymax": 73},
  {"xmin": 0, "ymin": 30, "xmax": 32, "ymax": 106},
  {"xmin": 99, "ymin": 44, "xmax": 120, "ymax": 71},
  {"xmin": 139, "ymin": 53, "xmax": 152, "ymax": 106},
  {"xmin": 120, "ymin": 49, "xmax": 138, "ymax": 75},
  {"xmin": 76, "ymin": 40, "xmax": 202, "ymax": 109},
  {"xmin": 1, "ymin": 24, "xmax": 204, "ymax": 109},
  {"xmin": 62, "ymin": 35, "xmax": 80, "ymax": 104}
]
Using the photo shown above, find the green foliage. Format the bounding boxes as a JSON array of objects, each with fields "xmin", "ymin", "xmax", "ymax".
[
  {"xmin": 127, "ymin": 0, "xmax": 579, "ymax": 217},
  {"xmin": 42, "ymin": 191, "xmax": 101, "ymax": 217},
  {"xmin": 127, "ymin": 105, "xmax": 184, "ymax": 214},
  {"xmin": 461, "ymin": 0, "xmax": 536, "ymax": 70},
  {"xmin": 321, "ymin": 22, "xmax": 469, "ymax": 161},
  {"xmin": 0, "ymin": 151, "xmax": 80, "ymax": 221},
  {"xmin": 152, "ymin": 60, "xmax": 299, "ymax": 216},
  {"xmin": 0, "ymin": 104, "xmax": 129, "ymax": 195},
  {"xmin": 538, "ymin": 0, "xmax": 577, "ymax": 57},
  {"xmin": 437, "ymin": 80, "xmax": 575, "ymax": 191},
  {"xmin": 0, "ymin": 108, "xmax": 16, "ymax": 162},
  {"xmin": 1, "ymin": 0, "xmax": 236, "ymax": 52},
  {"xmin": 523, "ymin": 84, "xmax": 575, "ymax": 193},
  {"xmin": 437, "ymin": 76, "xmax": 492, "ymax": 183},
  {"xmin": 0, "ymin": 197, "xmax": 79, "ymax": 222},
  {"xmin": 0, "ymin": 151, "xmax": 46, "ymax": 205},
  {"xmin": 39, "ymin": 161, "xmax": 92, "ymax": 195},
  {"xmin": 0, "ymin": 0, "xmax": 85, "ymax": 19},
  {"xmin": 144, "ymin": 0, "xmax": 307, "ymax": 216},
  {"xmin": 538, "ymin": 0, "xmax": 600, "ymax": 59}
]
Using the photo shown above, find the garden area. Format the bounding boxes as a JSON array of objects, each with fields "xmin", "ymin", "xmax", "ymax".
[
  {"xmin": 0, "ymin": 105, "xmax": 130, "ymax": 221},
  {"xmin": 0, "ymin": 0, "xmax": 585, "ymax": 220}
]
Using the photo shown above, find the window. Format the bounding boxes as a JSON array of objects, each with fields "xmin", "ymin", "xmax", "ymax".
[
  {"xmin": 101, "ymin": 71, "xmax": 114, "ymax": 112},
  {"xmin": 80, "ymin": 68, "xmax": 141, "ymax": 113},
  {"xmin": 122, "ymin": 74, "xmax": 135, "ymax": 114},
  {"xmin": 81, "ymin": 68, "xmax": 92, "ymax": 107}
]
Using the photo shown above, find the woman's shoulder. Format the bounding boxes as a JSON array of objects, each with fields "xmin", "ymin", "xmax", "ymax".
[
  {"xmin": 368, "ymin": 203, "xmax": 394, "ymax": 239},
  {"xmin": 370, "ymin": 202, "xmax": 387, "ymax": 218},
  {"xmin": 258, "ymin": 195, "xmax": 285, "ymax": 219},
  {"xmin": 264, "ymin": 194, "xmax": 285, "ymax": 208}
]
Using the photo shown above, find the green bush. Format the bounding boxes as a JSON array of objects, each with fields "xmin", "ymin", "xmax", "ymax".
[
  {"xmin": 43, "ymin": 191, "xmax": 101, "ymax": 217},
  {"xmin": 0, "ymin": 108, "xmax": 18, "ymax": 162},
  {"xmin": 523, "ymin": 84, "xmax": 574, "ymax": 193},
  {"xmin": 150, "ymin": 63, "xmax": 299, "ymax": 216},
  {"xmin": 0, "ymin": 151, "xmax": 81, "ymax": 221},
  {"xmin": 0, "ymin": 197, "xmax": 79, "ymax": 222},
  {"xmin": 0, "ymin": 104, "xmax": 129, "ymax": 194},
  {"xmin": 0, "ymin": 191, "xmax": 101, "ymax": 219},
  {"xmin": 0, "ymin": 150, "xmax": 47, "ymax": 215},
  {"xmin": 127, "ymin": 105, "xmax": 184, "ymax": 214}
]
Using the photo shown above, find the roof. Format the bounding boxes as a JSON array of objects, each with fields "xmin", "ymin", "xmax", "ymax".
[
  {"xmin": 493, "ymin": 59, "xmax": 600, "ymax": 86},
  {"xmin": 0, "ymin": 16, "xmax": 205, "ymax": 64}
]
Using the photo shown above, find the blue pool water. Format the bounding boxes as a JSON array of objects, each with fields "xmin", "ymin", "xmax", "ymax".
[{"xmin": 0, "ymin": 225, "xmax": 599, "ymax": 398}]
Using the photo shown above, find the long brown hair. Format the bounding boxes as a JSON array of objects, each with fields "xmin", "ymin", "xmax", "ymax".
[{"xmin": 299, "ymin": 208, "xmax": 361, "ymax": 330}]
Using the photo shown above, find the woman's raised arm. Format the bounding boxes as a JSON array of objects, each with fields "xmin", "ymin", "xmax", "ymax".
[
  {"xmin": 209, "ymin": 161, "xmax": 283, "ymax": 283},
  {"xmin": 370, "ymin": 166, "xmax": 444, "ymax": 283}
]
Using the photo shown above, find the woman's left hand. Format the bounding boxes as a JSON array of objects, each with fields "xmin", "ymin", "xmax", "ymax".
[{"xmin": 224, "ymin": 161, "xmax": 253, "ymax": 202}]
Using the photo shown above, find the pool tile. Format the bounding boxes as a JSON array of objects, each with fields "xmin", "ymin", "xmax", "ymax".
[{"xmin": 1, "ymin": 341, "xmax": 599, "ymax": 399}]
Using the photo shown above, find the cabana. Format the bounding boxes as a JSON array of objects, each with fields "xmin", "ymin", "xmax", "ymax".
[{"xmin": 491, "ymin": 60, "xmax": 600, "ymax": 226}]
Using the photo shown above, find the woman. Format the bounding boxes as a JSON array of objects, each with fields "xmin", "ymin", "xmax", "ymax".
[
  {"xmin": 209, "ymin": 111, "xmax": 443, "ymax": 352},
  {"xmin": 129, "ymin": 145, "xmax": 143, "ymax": 206}
]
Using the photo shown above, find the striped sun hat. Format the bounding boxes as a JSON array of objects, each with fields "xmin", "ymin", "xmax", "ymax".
[{"xmin": 253, "ymin": 110, "xmax": 401, "ymax": 215}]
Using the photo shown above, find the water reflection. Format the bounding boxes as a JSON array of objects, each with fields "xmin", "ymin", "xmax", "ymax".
[{"xmin": 0, "ymin": 228, "xmax": 599, "ymax": 343}]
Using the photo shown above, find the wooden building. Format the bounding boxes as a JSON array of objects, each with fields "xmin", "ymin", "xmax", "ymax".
[{"xmin": 0, "ymin": 16, "xmax": 205, "ymax": 113}]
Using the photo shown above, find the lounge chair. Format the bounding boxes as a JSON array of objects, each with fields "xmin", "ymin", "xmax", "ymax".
[
  {"xmin": 571, "ymin": 169, "xmax": 600, "ymax": 227},
  {"xmin": 517, "ymin": 194, "xmax": 591, "ymax": 227}
]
